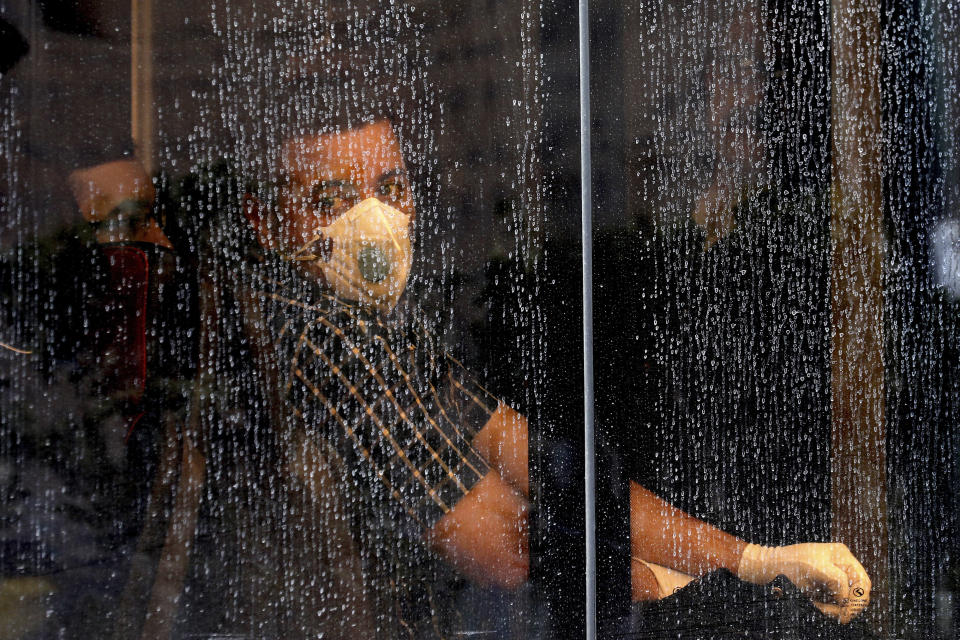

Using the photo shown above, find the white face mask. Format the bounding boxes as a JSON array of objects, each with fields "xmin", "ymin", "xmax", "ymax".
[{"xmin": 300, "ymin": 197, "xmax": 413, "ymax": 313}]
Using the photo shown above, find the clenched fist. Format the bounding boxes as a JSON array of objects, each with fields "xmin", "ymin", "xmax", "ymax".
[{"xmin": 737, "ymin": 542, "xmax": 870, "ymax": 623}]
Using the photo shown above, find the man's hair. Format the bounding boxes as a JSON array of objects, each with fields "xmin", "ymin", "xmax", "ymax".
[{"xmin": 187, "ymin": 9, "xmax": 432, "ymax": 262}]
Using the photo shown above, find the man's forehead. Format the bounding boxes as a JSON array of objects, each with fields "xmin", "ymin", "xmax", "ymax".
[{"xmin": 280, "ymin": 120, "xmax": 404, "ymax": 178}]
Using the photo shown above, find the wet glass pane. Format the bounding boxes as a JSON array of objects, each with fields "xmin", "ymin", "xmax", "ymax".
[
  {"xmin": 6, "ymin": 0, "xmax": 959, "ymax": 637},
  {"xmin": 886, "ymin": 1, "xmax": 960, "ymax": 637},
  {"xmin": 0, "ymin": 2, "xmax": 580, "ymax": 638},
  {"xmin": 592, "ymin": 0, "xmax": 959, "ymax": 638}
]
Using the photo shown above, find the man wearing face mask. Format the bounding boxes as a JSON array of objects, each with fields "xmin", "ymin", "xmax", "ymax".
[
  {"xmin": 212, "ymin": 104, "xmax": 873, "ymax": 638},
  {"xmin": 238, "ymin": 117, "xmax": 529, "ymax": 584},
  {"xmin": 172, "ymin": 117, "xmax": 524, "ymax": 638}
]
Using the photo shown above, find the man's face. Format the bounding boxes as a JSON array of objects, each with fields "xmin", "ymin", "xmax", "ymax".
[{"xmin": 269, "ymin": 120, "xmax": 415, "ymax": 256}]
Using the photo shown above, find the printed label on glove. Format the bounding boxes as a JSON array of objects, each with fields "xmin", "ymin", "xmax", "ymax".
[{"xmin": 847, "ymin": 584, "xmax": 869, "ymax": 614}]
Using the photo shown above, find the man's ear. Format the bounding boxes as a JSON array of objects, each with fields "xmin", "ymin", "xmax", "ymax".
[{"xmin": 242, "ymin": 193, "xmax": 277, "ymax": 250}]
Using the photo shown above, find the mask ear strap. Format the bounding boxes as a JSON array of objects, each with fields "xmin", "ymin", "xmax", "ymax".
[{"xmin": 282, "ymin": 232, "xmax": 324, "ymax": 262}]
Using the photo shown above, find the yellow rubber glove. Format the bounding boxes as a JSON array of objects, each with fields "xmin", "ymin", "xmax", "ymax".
[{"xmin": 737, "ymin": 542, "xmax": 871, "ymax": 623}]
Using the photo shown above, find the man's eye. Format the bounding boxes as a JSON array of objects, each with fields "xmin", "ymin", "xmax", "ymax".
[
  {"xmin": 377, "ymin": 182, "xmax": 405, "ymax": 200},
  {"xmin": 315, "ymin": 195, "xmax": 341, "ymax": 210},
  {"xmin": 310, "ymin": 183, "xmax": 359, "ymax": 212},
  {"xmin": 312, "ymin": 192, "xmax": 356, "ymax": 212}
]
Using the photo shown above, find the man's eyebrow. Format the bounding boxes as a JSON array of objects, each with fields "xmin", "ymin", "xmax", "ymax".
[
  {"xmin": 309, "ymin": 180, "xmax": 360, "ymax": 202},
  {"xmin": 315, "ymin": 179, "xmax": 350, "ymax": 189},
  {"xmin": 376, "ymin": 169, "xmax": 406, "ymax": 183},
  {"xmin": 310, "ymin": 179, "xmax": 361, "ymax": 194}
]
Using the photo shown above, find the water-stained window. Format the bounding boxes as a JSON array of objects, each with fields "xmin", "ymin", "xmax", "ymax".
[{"xmin": 0, "ymin": 1, "xmax": 957, "ymax": 639}]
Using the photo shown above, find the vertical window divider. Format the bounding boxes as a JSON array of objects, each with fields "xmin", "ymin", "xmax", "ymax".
[{"xmin": 578, "ymin": 0, "xmax": 596, "ymax": 638}]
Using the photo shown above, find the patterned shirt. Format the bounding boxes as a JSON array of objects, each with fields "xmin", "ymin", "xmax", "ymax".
[{"xmin": 256, "ymin": 281, "xmax": 497, "ymax": 530}]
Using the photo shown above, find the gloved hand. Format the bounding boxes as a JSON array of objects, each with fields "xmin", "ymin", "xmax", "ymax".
[{"xmin": 737, "ymin": 542, "xmax": 871, "ymax": 623}]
